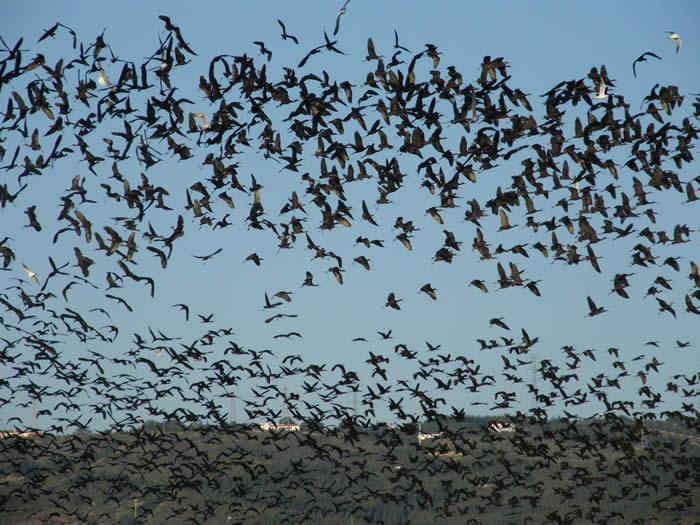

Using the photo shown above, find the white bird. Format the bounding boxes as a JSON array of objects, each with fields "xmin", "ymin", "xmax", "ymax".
[
  {"xmin": 97, "ymin": 62, "xmax": 113, "ymax": 88},
  {"xmin": 667, "ymin": 31, "xmax": 681, "ymax": 54},
  {"xmin": 594, "ymin": 79, "xmax": 608, "ymax": 100},
  {"xmin": 22, "ymin": 263, "xmax": 40, "ymax": 285},
  {"xmin": 191, "ymin": 112, "xmax": 210, "ymax": 130}
]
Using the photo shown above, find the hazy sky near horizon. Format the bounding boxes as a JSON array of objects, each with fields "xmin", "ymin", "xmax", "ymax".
[{"xmin": 1, "ymin": 2, "xmax": 698, "ymax": 429}]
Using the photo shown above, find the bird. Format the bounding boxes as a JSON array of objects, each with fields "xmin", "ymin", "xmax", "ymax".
[
  {"xmin": 252, "ymin": 41, "xmax": 272, "ymax": 62},
  {"xmin": 190, "ymin": 112, "xmax": 210, "ymax": 131},
  {"xmin": 333, "ymin": 0, "xmax": 350, "ymax": 36},
  {"xmin": 490, "ymin": 317, "xmax": 510, "ymax": 331},
  {"xmin": 656, "ymin": 298, "xmax": 676, "ymax": 318},
  {"xmin": 586, "ymin": 296, "xmax": 606, "ymax": 317},
  {"xmin": 277, "ymin": 20, "xmax": 299, "ymax": 45},
  {"xmin": 365, "ymin": 37, "xmax": 381, "ymax": 61},
  {"xmin": 297, "ymin": 45, "xmax": 322, "ymax": 68},
  {"xmin": 329, "ymin": 266, "xmax": 344, "ymax": 285},
  {"xmin": 147, "ymin": 246, "xmax": 169, "ymax": 268},
  {"xmin": 22, "ymin": 263, "xmax": 40, "ymax": 285},
  {"xmin": 361, "ymin": 200, "xmax": 378, "ymax": 226},
  {"xmin": 24, "ymin": 205, "xmax": 42, "ymax": 231},
  {"xmin": 525, "ymin": 280, "xmax": 541, "ymax": 297},
  {"xmin": 470, "ymin": 280, "xmax": 488, "ymax": 294},
  {"xmin": 274, "ymin": 291, "xmax": 293, "ymax": 302},
  {"xmin": 37, "ymin": 21, "xmax": 77, "ymax": 48},
  {"xmin": 377, "ymin": 329, "xmax": 392, "ymax": 339},
  {"xmin": 245, "ymin": 253, "xmax": 262, "ymax": 266},
  {"xmin": 396, "ymin": 233, "xmax": 412, "ymax": 251},
  {"xmin": 105, "ymin": 293, "xmax": 133, "ymax": 312},
  {"xmin": 96, "ymin": 61, "xmax": 113, "ymax": 89},
  {"xmin": 426, "ymin": 207, "xmax": 443, "ymax": 224},
  {"xmin": 667, "ymin": 31, "xmax": 681, "ymax": 53},
  {"xmin": 385, "ymin": 292, "xmax": 403, "ymax": 310},
  {"xmin": 632, "ymin": 52, "xmax": 661, "ymax": 78},
  {"xmin": 594, "ymin": 79, "xmax": 608, "ymax": 99},
  {"xmin": 265, "ymin": 313, "xmax": 298, "ymax": 324},
  {"xmin": 274, "ymin": 331, "xmax": 302, "ymax": 339},
  {"xmin": 192, "ymin": 248, "xmax": 222, "ymax": 261},
  {"xmin": 264, "ymin": 292, "xmax": 283, "ymax": 310},
  {"xmin": 353, "ymin": 255, "xmax": 371, "ymax": 271},
  {"xmin": 686, "ymin": 295, "xmax": 700, "ymax": 315},
  {"xmin": 172, "ymin": 303, "xmax": 190, "ymax": 321},
  {"xmin": 420, "ymin": 283, "xmax": 437, "ymax": 300},
  {"xmin": 393, "ymin": 29, "xmax": 410, "ymax": 52},
  {"xmin": 302, "ymin": 271, "xmax": 317, "ymax": 287}
]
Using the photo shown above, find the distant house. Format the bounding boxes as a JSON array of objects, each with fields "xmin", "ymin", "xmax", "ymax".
[
  {"xmin": 489, "ymin": 421, "xmax": 515, "ymax": 433},
  {"xmin": 418, "ymin": 431, "xmax": 442, "ymax": 444},
  {"xmin": 0, "ymin": 430, "xmax": 37, "ymax": 439},
  {"xmin": 259, "ymin": 422, "xmax": 300, "ymax": 432}
]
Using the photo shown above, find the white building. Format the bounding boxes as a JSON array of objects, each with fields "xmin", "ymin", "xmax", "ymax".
[
  {"xmin": 0, "ymin": 430, "xmax": 37, "ymax": 439},
  {"xmin": 489, "ymin": 421, "xmax": 515, "ymax": 433},
  {"xmin": 259, "ymin": 422, "xmax": 300, "ymax": 432}
]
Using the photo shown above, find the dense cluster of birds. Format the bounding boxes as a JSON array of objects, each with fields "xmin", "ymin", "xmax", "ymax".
[{"xmin": 0, "ymin": 7, "xmax": 698, "ymax": 524}]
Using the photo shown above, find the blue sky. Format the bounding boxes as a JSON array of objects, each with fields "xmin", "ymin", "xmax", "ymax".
[{"xmin": 1, "ymin": 2, "xmax": 698, "ymax": 430}]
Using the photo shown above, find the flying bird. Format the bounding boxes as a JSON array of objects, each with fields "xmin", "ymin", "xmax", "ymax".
[
  {"xmin": 264, "ymin": 292, "xmax": 283, "ymax": 310},
  {"xmin": 667, "ymin": 31, "xmax": 681, "ymax": 53},
  {"xmin": 277, "ymin": 20, "xmax": 299, "ymax": 45},
  {"xmin": 333, "ymin": 0, "xmax": 350, "ymax": 35},
  {"xmin": 24, "ymin": 205, "xmax": 42, "ymax": 231},
  {"xmin": 245, "ymin": 253, "xmax": 262, "ymax": 266},
  {"xmin": 192, "ymin": 248, "xmax": 222, "ymax": 261},
  {"xmin": 189, "ymin": 112, "xmax": 210, "ymax": 131},
  {"xmin": 361, "ymin": 200, "xmax": 378, "ymax": 226},
  {"xmin": 377, "ymin": 329, "xmax": 392, "ymax": 339},
  {"xmin": 396, "ymin": 233, "xmax": 412, "ymax": 251},
  {"xmin": 274, "ymin": 291, "xmax": 293, "ymax": 302},
  {"xmin": 490, "ymin": 317, "xmax": 510, "ymax": 331},
  {"xmin": 297, "ymin": 45, "xmax": 323, "ymax": 68},
  {"xmin": 105, "ymin": 293, "xmax": 133, "ymax": 312},
  {"xmin": 632, "ymin": 51, "xmax": 661, "ymax": 78},
  {"xmin": 274, "ymin": 331, "xmax": 302, "ymax": 339},
  {"xmin": 586, "ymin": 296, "xmax": 606, "ymax": 317},
  {"xmin": 420, "ymin": 283, "xmax": 437, "ymax": 301},
  {"xmin": 253, "ymin": 41, "xmax": 272, "ymax": 62},
  {"xmin": 394, "ymin": 29, "xmax": 410, "ymax": 52},
  {"xmin": 384, "ymin": 292, "xmax": 403, "ymax": 310},
  {"xmin": 353, "ymin": 255, "xmax": 371, "ymax": 271},
  {"xmin": 470, "ymin": 280, "xmax": 488, "ymax": 294},
  {"xmin": 656, "ymin": 298, "xmax": 676, "ymax": 318},
  {"xmin": 22, "ymin": 263, "xmax": 40, "ymax": 285},
  {"xmin": 594, "ymin": 79, "xmax": 608, "ymax": 100},
  {"xmin": 96, "ymin": 62, "xmax": 113, "ymax": 89},
  {"xmin": 329, "ymin": 266, "xmax": 344, "ymax": 285},
  {"xmin": 302, "ymin": 271, "xmax": 317, "ymax": 287},
  {"xmin": 172, "ymin": 303, "xmax": 190, "ymax": 321},
  {"xmin": 37, "ymin": 22, "xmax": 77, "ymax": 48}
]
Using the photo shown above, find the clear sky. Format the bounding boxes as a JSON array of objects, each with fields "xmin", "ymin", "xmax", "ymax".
[{"xmin": 0, "ymin": 1, "xmax": 698, "ymax": 430}]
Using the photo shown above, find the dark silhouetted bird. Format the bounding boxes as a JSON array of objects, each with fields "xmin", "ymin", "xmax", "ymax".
[
  {"xmin": 586, "ymin": 296, "xmax": 606, "ymax": 317},
  {"xmin": 632, "ymin": 51, "xmax": 661, "ymax": 78}
]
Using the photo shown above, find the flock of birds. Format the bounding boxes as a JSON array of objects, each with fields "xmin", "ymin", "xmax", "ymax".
[{"xmin": 0, "ymin": 5, "xmax": 698, "ymax": 524}]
